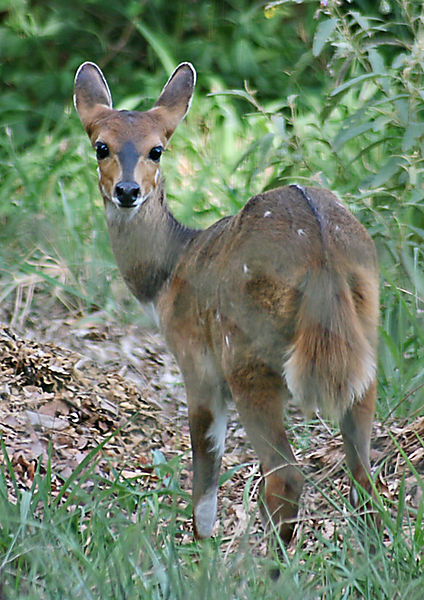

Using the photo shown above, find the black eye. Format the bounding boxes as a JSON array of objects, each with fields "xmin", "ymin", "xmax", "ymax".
[
  {"xmin": 148, "ymin": 146, "xmax": 163, "ymax": 162},
  {"xmin": 95, "ymin": 142, "xmax": 110, "ymax": 160}
]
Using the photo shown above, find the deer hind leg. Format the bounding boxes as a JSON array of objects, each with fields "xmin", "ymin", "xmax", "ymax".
[
  {"xmin": 185, "ymin": 377, "xmax": 229, "ymax": 540},
  {"xmin": 226, "ymin": 359, "xmax": 304, "ymax": 546},
  {"xmin": 340, "ymin": 379, "xmax": 377, "ymax": 513}
]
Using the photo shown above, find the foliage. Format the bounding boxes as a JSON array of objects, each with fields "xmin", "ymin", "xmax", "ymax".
[
  {"xmin": 1, "ymin": 441, "xmax": 424, "ymax": 599},
  {"xmin": 0, "ymin": 0, "xmax": 320, "ymax": 143}
]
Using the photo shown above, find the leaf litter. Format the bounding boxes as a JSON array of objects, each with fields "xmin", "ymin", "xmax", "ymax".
[{"xmin": 0, "ymin": 309, "xmax": 423, "ymax": 557}]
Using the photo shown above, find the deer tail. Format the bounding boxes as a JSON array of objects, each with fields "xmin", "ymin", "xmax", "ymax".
[{"xmin": 283, "ymin": 267, "xmax": 377, "ymax": 418}]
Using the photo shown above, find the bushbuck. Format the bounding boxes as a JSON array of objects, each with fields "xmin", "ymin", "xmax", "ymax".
[{"xmin": 74, "ymin": 61, "xmax": 379, "ymax": 550}]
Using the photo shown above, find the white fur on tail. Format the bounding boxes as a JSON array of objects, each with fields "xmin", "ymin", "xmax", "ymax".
[{"xmin": 283, "ymin": 268, "xmax": 377, "ymax": 418}]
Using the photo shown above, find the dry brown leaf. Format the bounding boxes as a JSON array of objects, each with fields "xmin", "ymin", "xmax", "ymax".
[{"xmin": 25, "ymin": 410, "xmax": 69, "ymax": 431}]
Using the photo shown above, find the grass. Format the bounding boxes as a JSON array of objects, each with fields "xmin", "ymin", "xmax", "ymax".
[
  {"xmin": 1, "ymin": 0, "xmax": 424, "ymax": 596},
  {"xmin": 1, "ymin": 437, "xmax": 424, "ymax": 599}
]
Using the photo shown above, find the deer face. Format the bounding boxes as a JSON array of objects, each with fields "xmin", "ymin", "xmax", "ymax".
[
  {"xmin": 87, "ymin": 109, "xmax": 166, "ymax": 209},
  {"xmin": 74, "ymin": 61, "xmax": 196, "ymax": 210}
]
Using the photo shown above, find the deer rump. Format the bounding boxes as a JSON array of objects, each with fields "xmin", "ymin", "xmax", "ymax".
[{"xmin": 162, "ymin": 185, "xmax": 378, "ymax": 420}]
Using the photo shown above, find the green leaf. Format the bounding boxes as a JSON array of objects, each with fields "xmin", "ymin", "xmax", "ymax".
[
  {"xmin": 312, "ymin": 18, "xmax": 338, "ymax": 57},
  {"xmin": 333, "ymin": 121, "xmax": 376, "ymax": 151},
  {"xmin": 394, "ymin": 98, "xmax": 410, "ymax": 125},
  {"xmin": 402, "ymin": 122, "xmax": 424, "ymax": 152},
  {"xmin": 330, "ymin": 72, "xmax": 388, "ymax": 97},
  {"xmin": 20, "ymin": 490, "xmax": 32, "ymax": 523},
  {"xmin": 351, "ymin": 11, "xmax": 371, "ymax": 32},
  {"xmin": 369, "ymin": 156, "xmax": 405, "ymax": 188},
  {"xmin": 368, "ymin": 48, "xmax": 385, "ymax": 74},
  {"xmin": 210, "ymin": 89, "xmax": 259, "ymax": 108}
]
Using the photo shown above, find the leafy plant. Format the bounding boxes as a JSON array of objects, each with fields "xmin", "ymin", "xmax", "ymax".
[{"xmin": 1, "ymin": 436, "xmax": 423, "ymax": 599}]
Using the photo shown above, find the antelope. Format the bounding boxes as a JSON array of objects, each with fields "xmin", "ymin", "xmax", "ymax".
[{"xmin": 74, "ymin": 62, "xmax": 379, "ymax": 552}]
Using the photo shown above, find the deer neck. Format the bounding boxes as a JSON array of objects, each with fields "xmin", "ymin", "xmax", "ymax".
[{"xmin": 104, "ymin": 186, "xmax": 199, "ymax": 304}]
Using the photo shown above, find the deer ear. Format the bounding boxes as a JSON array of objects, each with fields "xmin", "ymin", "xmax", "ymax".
[
  {"xmin": 153, "ymin": 62, "xmax": 196, "ymax": 139},
  {"xmin": 74, "ymin": 62, "xmax": 112, "ymax": 133}
]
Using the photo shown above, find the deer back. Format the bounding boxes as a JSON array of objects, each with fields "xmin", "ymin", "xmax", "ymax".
[{"xmin": 159, "ymin": 184, "xmax": 378, "ymax": 417}]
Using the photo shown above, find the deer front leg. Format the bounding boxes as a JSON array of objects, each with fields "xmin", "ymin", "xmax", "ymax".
[
  {"xmin": 185, "ymin": 378, "xmax": 228, "ymax": 539},
  {"xmin": 226, "ymin": 360, "xmax": 304, "ymax": 546}
]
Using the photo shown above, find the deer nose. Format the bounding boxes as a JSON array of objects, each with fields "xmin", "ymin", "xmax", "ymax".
[{"xmin": 115, "ymin": 181, "xmax": 141, "ymax": 207}]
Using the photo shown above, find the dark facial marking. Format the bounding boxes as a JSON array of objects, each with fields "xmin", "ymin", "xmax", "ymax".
[{"xmin": 118, "ymin": 141, "xmax": 139, "ymax": 182}]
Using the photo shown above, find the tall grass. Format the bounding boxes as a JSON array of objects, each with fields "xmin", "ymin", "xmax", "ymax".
[{"xmin": 1, "ymin": 439, "xmax": 423, "ymax": 599}]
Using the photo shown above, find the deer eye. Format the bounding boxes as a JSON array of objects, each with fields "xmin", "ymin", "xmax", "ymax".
[
  {"xmin": 148, "ymin": 146, "xmax": 163, "ymax": 162},
  {"xmin": 95, "ymin": 142, "xmax": 110, "ymax": 160}
]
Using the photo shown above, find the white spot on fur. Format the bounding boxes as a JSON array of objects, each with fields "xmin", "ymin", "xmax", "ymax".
[
  {"xmin": 216, "ymin": 310, "xmax": 221, "ymax": 322},
  {"xmin": 350, "ymin": 486, "xmax": 359, "ymax": 508},
  {"xmin": 297, "ymin": 228, "xmax": 306, "ymax": 236},
  {"xmin": 264, "ymin": 210, "xmax": 272, "ymax": 217},
  {"xmin": 243, "ymin": 264, "xmax": 249, "ymax": 274},
  {"xmin": 225, "ymin": 335, "xmax": 230, "ymax": 348},
  {"xmin": 349, "ymin": 351, "xmax": 376, "ymax": 402},
  {"xmin": 206, "ymin": 409, "xmax": 227, "ymax": 457},
  {"xmin": 194, "ymin": 490, "xmax": 217, "ymax": 538},
  {"xmin": 283, "ymin": 351, "xmax": 301, "ymax": 402},
  {"xmin": 197, "ymin": 363, "xmax": 227, "ymax": 457}
]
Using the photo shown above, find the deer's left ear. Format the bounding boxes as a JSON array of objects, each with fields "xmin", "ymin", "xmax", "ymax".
[
  {"xmin": 74, "ymin": 62, "xmax": 113, "ymax": 133},
  {"xmin": 152, "ymin": 62, "xmax": 196, "ymax": 140}
]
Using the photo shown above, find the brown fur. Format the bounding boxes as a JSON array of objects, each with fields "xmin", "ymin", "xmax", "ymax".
[{"xmin": 74, "ymin": 62, "xmax": 380, "ymax": 555}]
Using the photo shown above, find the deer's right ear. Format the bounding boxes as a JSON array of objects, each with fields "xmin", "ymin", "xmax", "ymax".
[{"xmin": 74, "ymin": 62, "xmax": 112, "ymax": 133}]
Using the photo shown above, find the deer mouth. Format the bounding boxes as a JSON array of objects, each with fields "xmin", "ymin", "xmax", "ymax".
[
  {"xmin": 112, "ymin": 182, "xmax": 152, "ymax": 209},
  {"xmin": 114, "ymin": 181, "xmax": 141, "ymax": 207}
]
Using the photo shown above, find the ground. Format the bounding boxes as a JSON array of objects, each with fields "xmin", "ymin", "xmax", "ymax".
[{"xmin": 1, "ymin": 301, "xmax": 423, "ymax": 554}]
